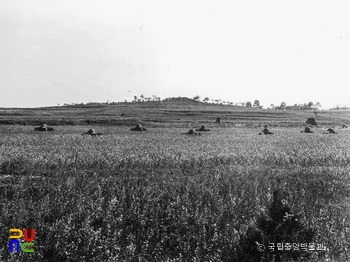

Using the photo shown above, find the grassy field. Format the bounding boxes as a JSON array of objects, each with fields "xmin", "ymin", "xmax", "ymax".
[
  {"xmin": 0, "ymin": 98, "xmax": 349, "ymax": 127},
  {"xmin": 0, "ymin": 125, "xmax": 349, "ymax": 261}
]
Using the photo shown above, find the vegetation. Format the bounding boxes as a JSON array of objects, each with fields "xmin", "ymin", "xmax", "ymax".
[
  {"xmin": 0, "ymin": 97, "xmax": 349, "ymax": 127},
  {"xmin": 59, "ymin": 95, "xmax": 346, "ymax": 111},
  {"xmin": 0, "ymin": 125, "xmax": 349, "ymax": 261}
]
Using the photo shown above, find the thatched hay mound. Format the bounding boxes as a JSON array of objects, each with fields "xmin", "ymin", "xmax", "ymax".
[
  {"xmin": 323, "ymin": 128, "xmax": 337, "ymax": 134},
  {"xmin": 306, "ymin": 118, "xmax": 317, "ymax": 125},
  {"xmin": 183, "ymin": 129, "xmax": 201, "ymax": 136},
  {"xmin": 300, "ymin": 126, "xmax": 314, "ymax": 133},
  {"xmin": 130, "ymin": 124, "xmax": 147, "ymax": 131},
  {"xmin": 82, "ymin": 129, "xmax": 103, "ymax": 136},
  {"xmin": 85, "ymin": 129, "xmax": 96, "ymax": 135},
  {"xmin": 196, "ymin": 125, "xmax": 210, "ymax": 131},
  {"xmin": 258, "ymin": 128, "xmax": 274, "ymax": 135},
  {"xmin": 34, "ymin": 124, "xmax": 54, "ymax": 131},
  {"xmin": 216, "ymin": 117, "xmax": 221, "ymax": 124}
]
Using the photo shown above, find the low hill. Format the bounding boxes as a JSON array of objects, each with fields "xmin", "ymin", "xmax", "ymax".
[{"xmin": 0, "ymin": 97, "xmax": 349, "ymax": 127}]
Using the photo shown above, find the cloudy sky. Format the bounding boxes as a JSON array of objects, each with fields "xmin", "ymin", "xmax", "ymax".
[{"xmin": 1, "ymin": 0, "xmax": 349, "ymax": 108}]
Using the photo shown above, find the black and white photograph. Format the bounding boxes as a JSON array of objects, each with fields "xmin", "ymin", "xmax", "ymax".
[{"xmin": 1, "ymin": 1, "xmax": 349, "ymax": 261}]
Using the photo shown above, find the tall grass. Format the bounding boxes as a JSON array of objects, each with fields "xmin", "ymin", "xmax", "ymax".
[{"xmin": 0, "ymin": 126, "xmax": 349, "ymax": 261}]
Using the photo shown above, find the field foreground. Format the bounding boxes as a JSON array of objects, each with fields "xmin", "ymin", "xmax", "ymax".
[{"xmin": 0, "ymin": 125, "xmax": 349, "ymax": 261}]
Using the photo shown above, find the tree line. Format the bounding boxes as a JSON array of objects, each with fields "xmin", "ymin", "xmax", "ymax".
[{"xmin": 60, "ymin": 95, "xmax": 349, "ymax": 110}]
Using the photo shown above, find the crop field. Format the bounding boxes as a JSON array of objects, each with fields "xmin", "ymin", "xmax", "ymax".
[{"xmin": 0, "ymin": 125, "xmax": 350, "ymax": 261}]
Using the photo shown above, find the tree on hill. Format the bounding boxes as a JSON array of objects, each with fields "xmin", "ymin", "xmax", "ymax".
[
  {"xmin": 140, "ymin": 94, "xmax": 145, "ymax": 102},
  {"xmin": 246, "ymin": 101, "xmax": 252, "ymax": 107},
  {"xmin": 253, "ymin": 100, "xmax": 260, "ymax": 108},
  {"xmin": 193, "ymin": 95, "xmax": 200, "ymax": 101},
  {"xmin": 308, "ymin": 101, "xmax": 314, "ymax": 108},
  {"xmin": 280, "ymin": 101, "xmax": 286, "ymax": 109},
  {"xmin": 203, "ymin": 97, "xmax": 209, "ymax": 103},
  {"xmin": 236, "ymin": 102, "xmax": 245, "ymax": 107}
]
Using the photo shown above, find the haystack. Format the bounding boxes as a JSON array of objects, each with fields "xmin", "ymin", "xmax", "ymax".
[
  {"xmin": 300, "ymin": 126, "xmax": 314, "ymax": 133},
  {"xmin": 258, "ymin": 127, "xmax": 274, "ymax": 135},
  {"xmin": 323, "ymin": 128, "xmax": 337, "ymax": 134},
  {"xmin": 130, "ymin": 124, "xmax": 147, "ymax": 131},
  {"xmin": 82, "ymin": 129, "xmax": 103, "ymax": 136},
  {"xmin": 34, "ymin": 124, "xmax": 54, "ymax": 131},
  {"xmin": 196, "ymin": 125, "xmax": 210, "ymax": 131},
  {"xmin": 183, "ymin": 129, "xmax": 201, "ymax": 136},
  {"xmin": 306, "ymin": 118, "xmax": 317, "ymax": 125}
]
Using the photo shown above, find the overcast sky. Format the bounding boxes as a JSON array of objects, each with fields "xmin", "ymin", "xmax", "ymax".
[{"xmin": 1, "ymin": 0, "xmax": 349, "ymax": 109}]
